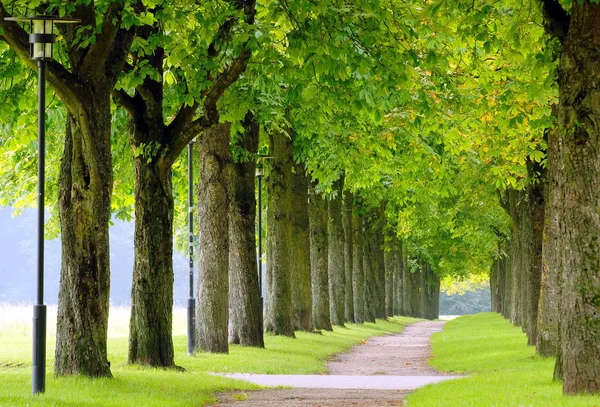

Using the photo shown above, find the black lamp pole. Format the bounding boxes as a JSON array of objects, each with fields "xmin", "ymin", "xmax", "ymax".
[
  {"xmin": 256, "ymin": 162, "xmax": 264, "ymax": 311},
  {"xmin": 187, "ymin": 141, "xmax": 196, "ymax": 355},
  {"xmin": 32, "ymin": 55, "xmax": 47, "ymax": 396},
  {"xmin": 4, "ymin": 14, "xmax": 79, "ymax": 395}
]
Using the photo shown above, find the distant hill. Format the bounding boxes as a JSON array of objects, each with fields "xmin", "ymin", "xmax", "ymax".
[{"xmin": 0, "ymin": 207, "xmax": 192, "ymax": 306}]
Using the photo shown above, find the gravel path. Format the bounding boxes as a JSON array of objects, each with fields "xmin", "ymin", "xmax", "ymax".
[{"xmin": 211, "ymin": 320, "xmax": 460, "ymax": 407}]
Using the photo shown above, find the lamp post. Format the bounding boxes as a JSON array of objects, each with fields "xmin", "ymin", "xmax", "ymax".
[
  {"xmin": 255, "ymin": 161, "xmax": 264, "ymax": 311},
  {"xmin": 187, "ymin": 140, "xmax": 196, "ymax": 356},
  {"xmin": 4, "ymin": 15, "xmax": 79, "ymax": 395}
]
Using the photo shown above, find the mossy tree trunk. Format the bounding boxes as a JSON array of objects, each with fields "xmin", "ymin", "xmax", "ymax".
[
  {"xmin": 362, "ymin": 218, "xmax": 377, "ymax": 323},
  {"xmin": 291, "ymin": 164, "xmax": 312, "ymax": 331},
  {"xmin": 228, "ymin": 114, "xmax": 263, "ymax": 347},
  {"xmin": 265, "ymin": 130, "xmax": 295, "ymax": 337},
  {"xmin": 537, "ymin": 125, "xmax": 562, "ymax": 357},
  {"xmin": 352, "ymin": 206, "xmax": 365, "ymax": 324},
  {"xmin": 309, "ymin": 185, "xmax": 332, "ymax": 331},
  {"xmin": 196, "ymin": 123, "xmax": 232, "ymax": 353},
  {"xmin": 328, "ymin": 179, "xmax": 345, "ymax": 326},
  {"xmin": 539, "ymin": 1, "xmax": 600, "ymax": 393},
  {"xmin": 343, "ymin": 191, "xmax": 354, "ymax": 323},
  {"xmin": 55, "ymin": 107, "xmax": 114, "ymax": 377},
  {"xmin": 402, "ymin": 247, "xmax": 413, "ymax": 317},
  {"xmin": 525, "ymin": 156, "xmax": 546, "ymax": 346},
  {"xmin": 393, "ymin": 239, "xmax": 404, "ymax": 316},
  {"xmin": 384, "ymin": 243, "xmax": 394, "ymax": 317}
]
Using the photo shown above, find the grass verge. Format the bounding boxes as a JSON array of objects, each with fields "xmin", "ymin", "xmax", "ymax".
[
  {"xmin": 0, "ymin": 305, "xmax": 414, "ymax": 406},
  {"xmin": 405, "ymin": 312, "xmax": 600, "ymax": 407}
]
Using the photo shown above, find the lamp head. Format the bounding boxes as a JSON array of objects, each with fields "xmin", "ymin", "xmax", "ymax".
[
  {"xmin": 255, "ymin": 162, "xmax": 264, "ymax": 178},
  {"xmin": 4, "ymin": 15, "xmax": 80, "ymax": 61}
]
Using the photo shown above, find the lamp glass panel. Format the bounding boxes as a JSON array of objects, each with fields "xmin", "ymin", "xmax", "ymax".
[{"xmin": 32, "ymin": 19, "xmax": 54, "ymax": 59}]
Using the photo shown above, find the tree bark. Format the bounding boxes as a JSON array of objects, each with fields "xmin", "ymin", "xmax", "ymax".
[
  {"xmin": 362, "ymin": 220, "xmax": 377, "ymax": 323},
  {"xmin": 519, "ymin": 190, "xmax": 533, "ymax": 336},
  {"xmin": 128, "ymin": 156, "xmax": 175, "ymax": 366},
  {"xmin": 291, "ymin": 164, "xmax": 312, "ymax": 331},
  {"xmin": 402, "ymin": 247, "xmax": 413, "ymax": 317},
  {"xmin": 552, "ymin": 3, "xmax": 600, "ymax": 393},
  {"xmin": 410, "ymin": 262, "xmax": 424, "ymax": 318},
  {"xmin": 537, "ymin": 125, "xmax": 562, "ymax": 357},
  {"xmin": 352, "ymin": 207, "xmax": 365, "ymax": 324},
  {"xmin": 228, "ymin": 114, "xmax": 263, "ymax": 347},
  {"xmin": 328, "ymin": 179, "xmax": 346, "ymax": 326},
  {"xmin": 393, "ymin": 239, "xmax": 404, "ymax": 316},
  {"xmin": 343, "ymin": 191, "xmax": 354, "ymax": 323},
  {"xmin": 525, "ymin": 157, "xmax": 546, "ymax": 346},
  {"xmin": 124, "ymin": 42, "xmax": 177, "ymax": 367},
  {"xmin": 384, "ymin": 242, "xmax": 394, "ymax": 317},
  {"xmin": 423, "ymin": 263, "xmax": 440, "ymax": 320},
  {"xmin": 309, "ymin": 186, "xmax": 332, "ymax": 331},
  {"xmin": 196, "ymin": 122, "xmax": 232, "ymax": 353},
  {"xmin": 55, "ymin": 108, "xmax": 113, "ymax": 377},
  {"xmin": 374, "ymin": 206, "xmax": 387, "ymax": 319},
  {"xmin": 490, "ymin": 259, "xmax": 501, "ymax": 313},
  {"xmin": 264, "ymin": 130, "xmax": 295, "ymax": 337}
]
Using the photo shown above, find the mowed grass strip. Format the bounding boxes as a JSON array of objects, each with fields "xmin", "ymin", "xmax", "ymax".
[
  {"xmin": 0, "ymin": 305, "xmax": 414, "ymax": 407},
  {"xmin": 405, "ymin": 313, "xmax": 600, "ymax": 407}
]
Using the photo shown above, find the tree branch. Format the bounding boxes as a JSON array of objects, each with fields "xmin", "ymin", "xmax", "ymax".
[
  {"xmin": 161, "ymin": 0, "xmax": 256, "ymax": 168},
  {"xmin": 112, "ymin": 89, "xmax": 138, "ymax": 117},
  {"xmin": 538, "ymin": 0, "xmax": 570, "ymax": 42},
  {"xmin": 81, "ymin": 1, "xmax": 136, "ymax": 83}
]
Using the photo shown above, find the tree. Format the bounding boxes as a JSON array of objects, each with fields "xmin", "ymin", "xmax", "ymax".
[
  {"xmin": 0, "ymin": 1, "xmax": 135, "ymax": 377},
  {"xmin": 309, "ymin": 184, "xmax": 332, "ymax": 331},
  {"xmin": 327, "ymin": 178, "xmax": 345, "ymax": 326},
  {"xmin": 538, "ymin": 0, "xmax": 600, "ymax": 394},
  {"xmin": 228, "ymin": 113, "xmax": 263, "ymax": 347},
  {"xmin": 290, "ymin": 163, "xmax": 312, "ymax": 331},
  {"xmin": 264, "ymin": 128, "xmax": 295, "ymax": 337}
]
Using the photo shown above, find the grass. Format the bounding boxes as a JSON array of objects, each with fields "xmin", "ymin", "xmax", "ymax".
[
  {"xmin": 0, "ymin": 303, "xmax": 415, "ymax": 406},
  {"xmin": 405, "ymin": 312, "xmax": 600, "ymax": 407}
]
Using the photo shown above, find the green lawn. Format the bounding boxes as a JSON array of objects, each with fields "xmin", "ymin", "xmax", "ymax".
[
  {"xmin": 0, "ymin": 305, "xmax": 414, "ymax": 406},
  {"xmin": 405, "ymin": 312, "xmax": 600, "ymax": 407}
]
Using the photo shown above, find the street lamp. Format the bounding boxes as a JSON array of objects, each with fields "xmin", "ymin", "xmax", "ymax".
[
  {"xmin": 255, "ymin": 160, "xmax": 264, "ymax": 312},
  {"xmin": 187, "ymin": 140, "xmax": 196, "ymax": 356},
  {"xmin": 4, "ymin": 15, "xmax": 79, "ymax": 395}
]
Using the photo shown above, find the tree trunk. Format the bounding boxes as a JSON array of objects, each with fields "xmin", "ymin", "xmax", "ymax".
[
  {"xmin": 525, "ymin": 157, "xmax": 545, "ymax": 346},
  {"xmin": 502, "ymin": 245, "xmax": 512, "ymax": 320},
  {"xmin": 328, "ymin": 179, "xmax": 345, "ymax": 326},
  {"xmin": 384, "ymin": 242, "xmax": 394, "ymax": 317},
  {"xmin": 343, "ymin": 191, "xmax": 354, "ymax": 323},
  {"xmin": 423, "ymin": 264, "xmax": 440, "ymax": 320},
  {"xmin": 291, "ymin": 164, "xmax": 312, "ymax": 331},
  {"xmin": 519, "ymin": 191, "xmax": 533, "ymax": 336},
  {"xmin": 128, "ymin": 156, "xmax": 175, "ymax": 366},
  {"xmin": 264, "ymin": 130, "xmax": 295, "ymax": 337},
  {"xmin": 362, "ymin": 221, "xmax": 377, "ymax": 323},
  {"xmin": 490, "ymin": 259, "xmax": 501, "ymax": 313},
  {"xmin": 196, "ymin": 123, "xmax": 231, "ymax": 353},
  {"xmin": 228, "ymin": 114, "xmax": 263, "ymax": 347},
  {"xmin": 126, "ymin": 53, "xmax": 177, "ymax": 367},
  {"xmin": 309, "ymin": 186, "xmax": 332, "ymax": 331},
  {"xmin": 55, "ymin": 107, "xmax": 113, "ymax": 377},
  {"xmin": 402, "ymin": 249, "xmax": 413, "ymax": 317},
  {"xmin": 374, "ymin": 207, "xmax": 387, "ymax": 319},
  {"xmin": 507, "ymin": 189, "xmax": 523, "ymax": 326},
  {"xmin": 393, "ymin": 239, "xmax": 404, "ymax": 316},
  {"xmin": 537, "ymin": 125, "xmax": 562, "ymax": 357},
  {"xmin": 554, "ymin": 4, "xmax": 600, "ymax": 393},
  {"xmin": 352, "ymin": 207, "xmax": 365, "ymax": 324},
  {"xmin": 410, "ymin": 262, "xmax": 424, "ymax": 318}
]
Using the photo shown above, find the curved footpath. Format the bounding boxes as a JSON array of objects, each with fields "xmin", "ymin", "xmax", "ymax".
[{"xmin": 212, "ymin": 321, "xmax": 461, "ymax": 407}]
